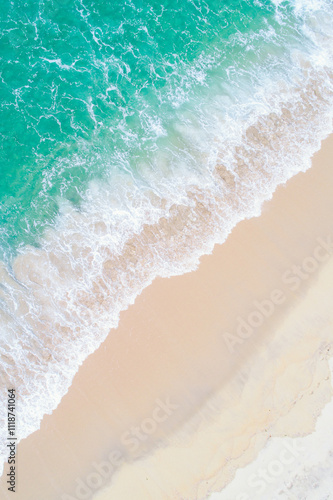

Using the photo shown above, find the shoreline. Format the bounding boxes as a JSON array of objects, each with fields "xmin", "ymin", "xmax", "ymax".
[
  {"xmin": 1, "ymin": 70, "xmax": 332, "ymax": 476},
  {"xmin": 1, "ymin": 134, "xmax": 333, "ymax": 499}
]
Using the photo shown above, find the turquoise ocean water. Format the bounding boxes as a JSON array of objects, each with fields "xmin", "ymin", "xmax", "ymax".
[{"xmin": 0, "ymin": 0, "xmax": 333, "ymax": 474}]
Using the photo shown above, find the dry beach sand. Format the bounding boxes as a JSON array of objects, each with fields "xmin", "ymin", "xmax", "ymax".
[{"xmin": 0, "ymin": 135, "xmax": 333, "ymax": 500}]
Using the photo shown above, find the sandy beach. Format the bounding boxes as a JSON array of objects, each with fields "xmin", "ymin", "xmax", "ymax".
[{"xmin": 1, "ymin": 134, "xmax": 333, "ymax": 500}]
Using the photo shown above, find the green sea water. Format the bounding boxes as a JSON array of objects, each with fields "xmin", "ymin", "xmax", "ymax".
[{"xmin": 0, "ymin": 0, "xmax": 308, "ymax": 260}]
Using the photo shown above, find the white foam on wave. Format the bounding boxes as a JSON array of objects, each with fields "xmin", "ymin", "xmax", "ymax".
[{"xmin": 0, "ymin": 0, "xmax": 333, "ymax": 479}]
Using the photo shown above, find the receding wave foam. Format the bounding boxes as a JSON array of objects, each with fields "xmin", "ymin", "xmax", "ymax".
[{"xmin": 1, "ymin": 0, "xmax": 333, "ymax": 477}]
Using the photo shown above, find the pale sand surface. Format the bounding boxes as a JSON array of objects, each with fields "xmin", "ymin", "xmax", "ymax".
[
  {"xmin": 96, "ymin": 257, "xmax": 333, "ymax": 500},
  {"xmin": 0, "ymin": 136, "xmax": 333, "ymax": 500},
  {"xmin": 210, "ymin": 358, "xmax": 333, "ymax": 500}
]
